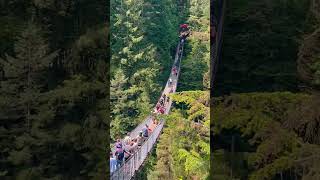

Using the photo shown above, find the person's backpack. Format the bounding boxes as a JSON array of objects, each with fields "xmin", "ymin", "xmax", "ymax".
[{"xmin": 115, "ymin": 148, "xmax": 124, "ymax": 161}]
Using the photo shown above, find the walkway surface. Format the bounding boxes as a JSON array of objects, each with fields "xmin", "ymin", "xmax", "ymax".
[{"xmin": 110, "ymin": 39, "xmax": 185, "ymax": 180}]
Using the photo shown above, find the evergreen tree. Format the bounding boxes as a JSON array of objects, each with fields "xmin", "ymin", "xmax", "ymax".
[
  {"xmin": 0, "ymin": 0, "xmax": 109, "ymax": 178},
  {"xmin": 0, "ymin": 22, "xmax": 58, "ymax": 178}
]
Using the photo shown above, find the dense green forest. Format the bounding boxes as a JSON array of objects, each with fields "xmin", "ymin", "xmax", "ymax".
[
  {"xmin": 0, "ymin": 1, "xmax": 108, "ymax": 179},
  {"xmin": 213, "ymin": 0, "xmax": 320, "ymax": 179},
  {"xmin": 110, "ymin": 0, "xmax": 182, "ymax": 141},
  {"xmin": 3, "ymin": 0, "xmax": 319, "ymax": 179}
]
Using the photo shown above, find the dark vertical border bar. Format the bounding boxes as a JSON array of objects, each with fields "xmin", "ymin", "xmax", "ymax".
[
  {"xmin": 106, "ymin": 0, "xmax": 111, "ymax": 178},
  {"xmin": 210, "ymin": 0, "xmax": 226, "ymax": 179}
]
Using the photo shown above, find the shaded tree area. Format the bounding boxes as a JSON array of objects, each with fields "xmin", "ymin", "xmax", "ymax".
[
  {"xmin": 298, "ymin": 0, "xmax": 320, "ymax": 91},
  {"xmin": 0, "ymin": 0, "xmax": 108, "ymax": 179},
  {"xmin": 212, "ymin": 92, "xmax": 320, "ymax": 180},
  {"xmin": 214, "ymin": 0, "xmax": 311, "ymax": 96},
  {"xmin": 212, "ymin": 0, "xmax": 320, "ymax": 179}
]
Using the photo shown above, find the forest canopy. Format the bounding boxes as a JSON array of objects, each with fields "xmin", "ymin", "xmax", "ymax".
[
  {"xmin": 212, "ymin": 0, "xmax": 320, "ymax": 179},
  {"xmin": 0, "ymin": 0, "xmax": 108, "ymax": 179}
]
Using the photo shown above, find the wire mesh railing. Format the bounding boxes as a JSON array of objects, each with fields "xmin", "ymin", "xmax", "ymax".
[{"xmin": 110, "ymin": 121, "xmax": 164, "ymax": 180}]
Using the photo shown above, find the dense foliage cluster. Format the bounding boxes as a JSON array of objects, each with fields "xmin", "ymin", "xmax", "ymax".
[
  {"xmin": 214, "ymin": 0, "xmax": 311, "ymax": 95},
  {"xmin": 212, "ymin": 92, "xmax": 320, "ymax": 180},
  {"xmin": 149, "ymin": 91, "xmax": 210, "ymax": 180},
  {"xmin": 212, "ymin": 0, "xmax": 320, "ymax": 179},
  {"xmin": 0, "ymin": 1, "xmax": 108, "ymax": 179}
]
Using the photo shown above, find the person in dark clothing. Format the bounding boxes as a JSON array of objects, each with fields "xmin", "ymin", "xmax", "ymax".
[
  {"xmin": 136, "ymin": 131, "xmax": 144, "ymax": 146},
  {"xmin": 172, "ymin": 66, "xmax": 178, "ymax": 76},
  {"xmin": 115, "ymin": 146, "xmax": 131, "ymax": 167},
  {"xmin": 163, "ymin": 94, "xmax": 166, "ymax": 102},
  {"xmin": 142, "ymin": 124, "xmax": 151, "ymax": 139},
  {"xmin": 160, "ymin": 98, "xmax": 164, "ymax": 106}
]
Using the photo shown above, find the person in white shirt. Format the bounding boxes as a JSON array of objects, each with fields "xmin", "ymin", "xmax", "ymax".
[
  {"xmin": 110, "ymin": 152, "xmax": 117, "ymax": 173},
  {"xmin": 169, "ymin": 78, "xmax": 173, "ymax": 86},
  {"xmin": 123, "ymin": 132, "xmax": 131, "ymax": 145}
]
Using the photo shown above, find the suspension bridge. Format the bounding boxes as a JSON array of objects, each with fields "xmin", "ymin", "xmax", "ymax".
[{"xmin": 110, "ymin": 38, "xmax": 186, "ymax": 180}]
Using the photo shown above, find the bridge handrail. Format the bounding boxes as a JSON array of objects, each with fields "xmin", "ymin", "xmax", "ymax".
[{"xmin": 110, "ymin": 120, "xmax": 165, "ymax": 179}]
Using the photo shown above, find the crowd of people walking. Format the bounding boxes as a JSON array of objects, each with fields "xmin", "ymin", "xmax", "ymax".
[
  {"xmin": 110, "ymin": 65, "xmax": 179, "ymax": 173},
  {"xmin": 110, "ymin": 118, "xmax": 159, "ymax": 173}
]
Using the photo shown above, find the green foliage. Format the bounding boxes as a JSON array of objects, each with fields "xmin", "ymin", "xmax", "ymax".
[
  {"xmin": 150, "ymin": 91, "xmax": 210, "ymax": 180},
  {"xmin": 110, "ymin": 0, "xmax": 182, "ymax": 140},
  {"xmin": 215, "ymin": 0, "xmax": 311, "ymax": 95},
  {"xmin": 212, "ymin": 0, "xmax": 320, "ymax": 179},
  {"xmin": 310, "ymin": 57, "xmax": 320, "ymax": 85},
  {"xmin": 0, "ymin": 1, "xmax": 108, "ymax": 178},
  {"xmin": 178, "ymin": 0, "xmax": 210, "ymax": 91},
  {"xmin": 212, "ymin": 92, "xmax": 320, "ymax": 180}
]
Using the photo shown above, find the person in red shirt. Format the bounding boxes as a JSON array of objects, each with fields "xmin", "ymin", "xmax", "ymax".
[
  {"xmin": 180, "ymin": 24, "xmax": 188, "ymax": 30},
  {"xmin": 159, "ymin": 107, "xmax": 166, "ymax": 114},
  {"xmin": 179, "ymin": 24, "xmax": 190, "ymax": 40}
]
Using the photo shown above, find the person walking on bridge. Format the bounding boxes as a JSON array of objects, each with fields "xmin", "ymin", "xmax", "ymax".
[
  {"xmin": 130, "ymin": 139, "xmax": 138, "ymax": 152},
  {"xmin": 159, "ymin": 106, "xmax": 165, "ymax": 114},
  {"xmin": 156, "ymin": 103, "xmax": 160, "ymax": 111},
  {"xmin": 149, "ymin": 118, "xmax": 158, "ymax": 133},
  {"xmin": 179, "ymin": 24, "xmax": 188, "ymax": 32},
  {"xmin": 142, "ymin": 124, "xmax": 150, "ymax": 139},
  {"xmin": 115, "ymin": 145, "xmax": 131, "ymax": 167},
  {"xmin": 160, "ymin": 98, "xmax": 164, "ymax": 106},
  {"xmin": 137, "ymin": 131, "xmax": 144, "ymax": 146},
  {"xmin": 123, "ymin": 132, "xmax": 131, "ymax": 145},
  {"xmin": 169, "ymin": 78, "xmax": 173, "ymax": 86},
  {"xmin": 179, "ymin": 23, "xmax": 189, "ymax": 41},
  {"xmin": 172, "ymin": 66, "xmax": 178, "ymax": 76},
  {"xmin": 110, "ymin": 152, "xmax": 117, "ymax": 173},
  {"xmin": 115, "ymin": 139, "xmax": 122, "ymax": 149}
]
